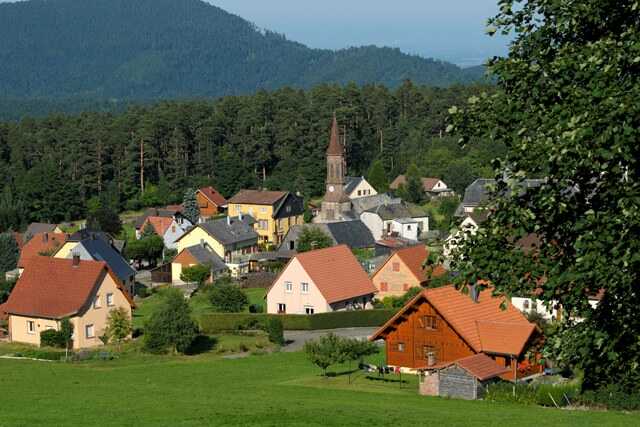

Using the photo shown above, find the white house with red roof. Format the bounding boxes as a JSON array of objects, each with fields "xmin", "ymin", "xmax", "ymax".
[
  {"xmin": 266, "ymin": 245, "xmax": 377, "ymax": 314},
  {"xmin": 139, "ymin": 215, "xmax": 192, "ymax": 249}
]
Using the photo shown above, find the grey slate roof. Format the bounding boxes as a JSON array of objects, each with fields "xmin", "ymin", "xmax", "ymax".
[
  {"xmin": 462, "ymin": 178, "xmax": 546, "ymax": 207},
  {"xmin": 351, "ymin": 193, "xmax": 402, "ymax": 215},
  {"xmin": 344, "ymin": 176, "xmax": 364, "ymax": 195},
  {"xmin": 365, "ymin": 203, "xmax": 427, "ymax": 221},
  {"xmin": 79, "ymin": 237, "xmax": 136, "ymax": 283},
  {"xmin": 325, "ymin": 220, "xmax": 375, "ymax": 249},
  {"xmin": 199, "ymin": 215, "xmax": 258, "ymax": 246},
  {"xmin": 185, "ymin": 244, "xmax": 228, "ymax": 273},
  {"xmin": 26, "ymin": 223, "xmax": 58, "ymax": 236}
]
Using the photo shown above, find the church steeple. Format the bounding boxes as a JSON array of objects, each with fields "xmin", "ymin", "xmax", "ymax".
[{"xmin": 326, "ymin": 113, "xmax": 343, "ymax": 156}]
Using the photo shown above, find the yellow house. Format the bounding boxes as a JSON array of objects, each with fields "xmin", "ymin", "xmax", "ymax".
[
  {"xmin": 3, "ymin": 256, "xmax": 134, "ymax": 349},
  {"xmin": 174, "ymin": 215, "xmax": 259, "ymax": 279},
  {"xmin": 227, "ymin": 190, "xmax": 305, "ymax": 245}
]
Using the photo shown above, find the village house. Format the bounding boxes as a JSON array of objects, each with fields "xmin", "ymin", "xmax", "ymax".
[
  {"xmin": 171, "ymin": 243, "xmax": 228, "ymax": 286},
  {"xmin": 371, "ymin": 244, "xmax": 446, "ymax": 300},
  {"xmin": 266, "ymin": 245, "xmax": 377, "ymax": 314},
  {"xmin": 25, "ymin": 222, "xmax": 63, "ymax": 237},
  {"xmin": 454, "ymin": 178, "xmax": 545, "ymax": 217},
  {"xmin": 443, "ymin": 211, "xmax": 489, "ymax": 259},
  {"xmin": 370, "ymin": 285, "xmax": 542, "ymax": 380},
  {"xmin": 174, "ymin": 215, "xmax": 259, "ymax": 277},
  {"xmin": 227, "ymin": 190, "xmax": 304, "ymax": 245},
  {"xmin": 390, "ymin": 176, "xmax": 454, "ymax": 198},
  {"xmin": 360, "ymin": 203, "xmax": 429, "ymax": 241},
  {"xmin": 196, "ymin": 186, "xmax": 228, "ymax": 220},
  {"xmin": 279, "ymin": 220, "xmax": 375, "ymax": 253},
  {"xmin": 53, "ymin": 231, "xmax": 137, "ymax": 297},
  {"xmin": 3, "ymin": 256, "xmax": 134, "ymax": 349},
  {"xmin": 139, "ymin": 215, "xmax": 192, "ymax": 250},
  {"xmin": 134, "ymin": 205, "xmax": 186, "ymax": 238},
  {"xmin": 16, "ymin": 232, "xmax": 68, "ymax": 275},
  {"xmin": 344, "ymin": 176, "xmax": 378, "ymax": 199}
]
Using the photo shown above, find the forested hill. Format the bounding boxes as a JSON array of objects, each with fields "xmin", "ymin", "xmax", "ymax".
[{"xmin": 0, "ymin": 0, "xmax": 485, "ymax": 103}]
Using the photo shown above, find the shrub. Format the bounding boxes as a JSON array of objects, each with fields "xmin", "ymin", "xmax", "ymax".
[
  {"xmin": 40, "ymin": 329, "xmax": 66, "ymax": 348},
  {"xmin": 249, "ymin": 304, "xmax": 264, "ymax": 313},
  {"xmin": 485, "ymin": 383, "xmax": 537, "ymax": 405},
  {"xmin": 209, "ymin": 283, "xmax": 249, "ymax": 313},
  {"xmin": 579, "ymin": 385, "xmax": 640, "ymax": 410},
  {"xmin": 535, "ymin": 383, "xmax": 579, "ymax": 407},
  {"xmin": 265, "ymin": 317, "xmax": 284, "ymax": 345},
  {"xmin": 144, "ymin": 288, "xmax": 199, "ymax": 354}
]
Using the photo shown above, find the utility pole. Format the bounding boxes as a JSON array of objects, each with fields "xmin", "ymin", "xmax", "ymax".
[{"xmin": 140, "ymin": 137, "xmax": 145, "ymax": 193}]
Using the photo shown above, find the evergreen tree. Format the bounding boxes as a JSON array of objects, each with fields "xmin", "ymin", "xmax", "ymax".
[
  {"xmin": 182, "ymin": 188, "xmax": 200, "ymax": 225},
  {"xmin": 0, "ymin": 232, "xmax": 19, "ymax": 275},
  {"xmin": 404, "ymin": 163, "xmax": 424, "ymax": 204},
  {"xmin": 141, "ymin": 222, "xmax": 157, "ymax": 238},
  {"xmin": 367, "ymin": 159, "xmax": 389, "ymax": 193}
]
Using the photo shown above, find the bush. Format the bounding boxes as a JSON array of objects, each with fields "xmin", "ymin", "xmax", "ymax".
[
  {"xmin": 249, "ymin": 304, "xmax": 264, "ymax": 313},
  {"xmin": 199, "ymin": 309, "xmax": 396, "ymax": 334},
  {"xmin": 486, "ymin": 382, "xmax": 579, "ymax": 408},
  {"xmin": 143, "ymin": 288, "xmax": 199, "ymax": 354},
  {"xmin": 579, "ymin": 385, "xmax": 640, "ymax": 410},
  {"xmin": 265, "ymin": 317, "xmax": 284, "ymax": 345},
  {"xmin": 535, "ymin": 383, "xmax": 579, "ymax": 407},
  {"xmin": 40, "ymin": 329, "xmax": 66, "ymax": 348},
  {"xmin": 208, "ymin": 283, "xmax": 249, "ymax": 313}
]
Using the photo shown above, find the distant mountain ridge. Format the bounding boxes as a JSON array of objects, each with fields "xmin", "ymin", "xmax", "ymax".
[{"xmin": 0, "ymin": 0, "xmax": 486, "ymax": 101}]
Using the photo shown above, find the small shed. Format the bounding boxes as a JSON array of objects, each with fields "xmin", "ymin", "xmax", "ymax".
[{"xmin": 419, "ymin": 354, "xmax": 509, "ymax": 400}]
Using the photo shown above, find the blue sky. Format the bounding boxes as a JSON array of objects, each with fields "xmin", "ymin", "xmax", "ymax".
[{"xmin": 0, "ymin": 0, "xmax": 510, "ymax": 66}]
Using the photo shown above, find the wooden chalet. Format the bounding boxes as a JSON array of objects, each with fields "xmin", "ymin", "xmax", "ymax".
[{"xmin": 370, "ymin": 285, "xmax": 543, "ymax": 381}]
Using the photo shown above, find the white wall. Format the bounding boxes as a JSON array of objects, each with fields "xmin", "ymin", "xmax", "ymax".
[
  {"xmin": 390, "ymin": 220, "xmax": 419, "ymax": 241},
  {"xmin": 163, "ymin": 220, "xmax": 191, "ymax": 249},
  {"xmin": 266, "ymin": 258, "xmax": 330, "ymax": 314},
  {"xmin": 348, "ymin": 179, "xmax": 378, "ymax": 200},
  {"xmin": 360, "ymin": 212, "xmax": 384, "ymax": 241}
]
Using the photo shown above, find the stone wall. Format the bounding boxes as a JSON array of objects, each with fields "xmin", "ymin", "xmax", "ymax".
[{"xmin": 438, "ymin": 366, "xmax": 477, "ymax": 400}]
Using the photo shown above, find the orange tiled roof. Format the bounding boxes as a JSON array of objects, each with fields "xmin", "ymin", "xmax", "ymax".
[
  {"xmin": 393, "ymin": 244, "xmax": 446, "ymax": 282},
  {"xmin": 371, "ymin": 285, "xmax": 536, "ymax": 357},
  {"xmin": 142, "ymin": 216, "xmax": 174, "ymax": 237},
  {"xmin": 228, "ymin": 189, "xmax": 287, "ymax": 206},
  {"xmin": 3, "ymin": 257, "xmax": 134, "ymax": 319},
  {"xmin": 390, "ymin": 176, "xmax": 444, "ymax": 192},
  {"xmin": 293, "ymin": 245, "xmax": 377, "ymax": 304},
  {"xmin": 198, "ymin": 186, "xmax": 227, "ymax": 207},
  {"xmin": 18, "ymin": 232, "xmax": 67, "ymax": 269}
]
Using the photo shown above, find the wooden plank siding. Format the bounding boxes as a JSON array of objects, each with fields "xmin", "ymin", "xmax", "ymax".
[{"xmin": 385, "ymin": 300, "xmax": 474, "ymax": 369}]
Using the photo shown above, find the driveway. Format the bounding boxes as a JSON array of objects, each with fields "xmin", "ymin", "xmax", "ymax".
[{"xmin": 283, "ymin": 327, "xmax": 378, "ymax": 352}]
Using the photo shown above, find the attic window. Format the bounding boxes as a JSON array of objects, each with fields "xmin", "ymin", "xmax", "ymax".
[
  {"xmin": 392, "ymin": 262, "xmax": 400, "ymax": 272},
  {"xmin": 397, "ymin": 342, "xmax": 405, "ymax": 352},
  {"xmin": 423, "ymin": 315, "xmax": 437, "ymax": 330},
  {"xmin": 286, "ymin": 206, "xmax": 291, "ymax": 213}
]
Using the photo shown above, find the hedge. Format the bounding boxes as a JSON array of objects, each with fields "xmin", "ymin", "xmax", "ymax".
[{"xmin": 199, "ymin": 309, "xmax": 396, "ymax": 333}]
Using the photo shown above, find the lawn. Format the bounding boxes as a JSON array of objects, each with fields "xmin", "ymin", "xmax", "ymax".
[
  {"xmin": 244, "ymin": 287, "xmax": 266, "ymax": 311},
  {"xmin": 0, "ymin": 348, "xmax": 635, "ymax": 426}
]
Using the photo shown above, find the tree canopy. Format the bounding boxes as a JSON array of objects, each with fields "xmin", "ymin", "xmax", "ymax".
[
  {"xmin": 296, "ymin": 227, "xmax": 334, "ymax": 253},
  {"xmin": 144, "ymin": 289, "xmax": 199, "ymax": 354},
  {"xmin": 448, "ymin": 0, "xmax": 640, "ymax": 392}
]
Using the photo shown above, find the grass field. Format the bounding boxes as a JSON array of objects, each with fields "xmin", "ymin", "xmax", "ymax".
[{"xmin": 0, "ymin": 347, "xmax": 635, "ymax": 426}]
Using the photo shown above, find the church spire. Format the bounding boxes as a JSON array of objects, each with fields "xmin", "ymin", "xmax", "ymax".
[{"xmin": 326, "ymin": 113, "xmax": 343, "ymax": 156}]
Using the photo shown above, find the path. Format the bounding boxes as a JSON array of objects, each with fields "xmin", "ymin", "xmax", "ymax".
[{"xmin": 282, "ymin": 327, "xmax": 378, "ymax": 352}]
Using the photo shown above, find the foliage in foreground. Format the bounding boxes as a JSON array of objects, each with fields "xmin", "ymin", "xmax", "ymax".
[
  {"xmin": 143, "ymin": 288, "xmax": 198, "ymax": 354},
  {"xmin": 448, "ymin": 0, "xmax": 640, "ymax": 391}
]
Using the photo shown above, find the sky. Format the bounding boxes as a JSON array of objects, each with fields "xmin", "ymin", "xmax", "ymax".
[{"xmin": 0, "ymin": 0, "xmax": 510, "ymax": 67}]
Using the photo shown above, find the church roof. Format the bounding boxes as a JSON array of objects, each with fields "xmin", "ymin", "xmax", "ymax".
[{"xmin": 326, "ymin": 115, "xmax": 343, "ymax": 156}]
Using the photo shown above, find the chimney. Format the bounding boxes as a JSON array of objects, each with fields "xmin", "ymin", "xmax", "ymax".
[
  {"xmin": 227, "ymin": 216, "xmax": 231, "ymax": 226},
  {"xmin": 72, "ymin": 254, "xmax": 81, "ymax": 267},
  {"xmin": 469, "ymin": 284, "xmax": 480, "ymax": 303},
  {"xmin": 239, "ymin": 211, "xmax": 244, "ymax": 221},
  {"xmin": 42, "ymin": 233, "xmax": 49, "ymax": 243},
  {"xmin": 200, "ymin": 239, "xmax": 205, "ymax": 248}
]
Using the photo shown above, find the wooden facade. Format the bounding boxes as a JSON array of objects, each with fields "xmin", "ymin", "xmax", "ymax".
[
  {"xmin": 197, "ymin": 191, "xmax": 222, "ymax": 218},
  {"xmin": 384, "ymin": 298, "xmax": 474, "ymax": 369}
]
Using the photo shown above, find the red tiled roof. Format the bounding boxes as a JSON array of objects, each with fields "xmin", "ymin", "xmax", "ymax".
[
  {"xmin": 431, "ymin": 354, "xmax": 510, "ymax": 381},
  {"xmin": 198, "ymin": 186, "xmax": 228, "ymax": 207},
  {"xmin": 142, "ymin": 216, "xmax": 174, "ymax": 237},
  {"xmin": 293, "ymin": 245, "xmax": 377, "ymax": 304},
  {"xmin": 327, "ymin": 115, "xmax": 343, "ymax": 156},
  {"xmin": 228, "ymin": 189, "xmax": 287, "ymax": 206},
  {"xmin": 18, "ymin": 233, "xmax": 67, "ymax": 269},
  {"xmin": 371, "ymin": 285, "xmax": 536, "ymax": 357},
  {"xmin": 3, "ymin": 257, "xmax": 134, "ymax": 319},
  {"xmin": 389, "ymin": 175, "xmax": 445, "ymax": 192},
  {"xmin": 165, "ymin": 204, "xmax": 184, "ymax": 213}
]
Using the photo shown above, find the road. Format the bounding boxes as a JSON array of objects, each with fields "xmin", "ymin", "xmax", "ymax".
[{"xmin": 282, "ymin": 327, "xmax": 379, "ymax": 352}]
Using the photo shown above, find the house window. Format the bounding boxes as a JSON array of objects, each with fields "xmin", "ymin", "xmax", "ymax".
[
  {"xmin": 85, "ymin": 324, "xmax": 95, "ymax": 339},
  {"xmin": 505, "ymin": 357, "xmax": 512, "ymax": 368},
  {"xmin": 523, "ymin": 300, "xmax": 530, "ymax": 310},
  {"xmin": 397, "ymin": 342, "xmax": 405, "ymax": 352},
  {"xmin": 27, "ymin": 321, "xmax": 35, "ymax": 334},
  {"xmin": 423, "ymin": 345, "xmax": 438, "ymax": 364},
  {"xmin": 407, "ymin": 225, "xmax": 412, "ymax": 231},
  {"xmin": 93, "ymin": 295, "xmax": 101, "ymax": 309},
  {"xmin": 259, "ymin": 220, "xmax": 269, "ymax": 230},
  {"xmin": 286, "ymin": 206, "xmax": 291, "ymax": 213},
  {"xmin": 403, "ymin": 283, "xmax": 409, "ymax": 291},
  {"xmin": 423, "ymin": 315, "xmax": 437, "ymax": 330},
  {"xmin": 392, "ymin": 262, "xmax": 400, "ymax": 272},
  {"xmin": 106, "ymin": 293, "xmax": 114, "ymax": 307},
  {"xmin": 260, "ymin": 207, "xmax": 267, "ymax": 213},
  {"xmin": 289, "ymin": 240, "xmax": 295, "ymax": 250},
  {"xmin": 301, "ymin": 282, "xmax": 309, "ymax": 294},
  {"xmin": 285, "ymin": 281, "xmax": 293, "ymax": 293},
  {"xmin": 380, "ymin": 282, "xmax": 388, "ymax": 292},
  {"xmin": 277, "ymin": 303, "xmax": 286, "ymax": 314},
  {"xmin": 357, "ymin": 190, "xmax": 362, "ymax": 196},
  {"xmin": 305, "ymin": 307, "xmax": 315, "ymax": 315},
  {"xmin": 171, "ymin": 225, "xmax": 176, "ymax": 233}
]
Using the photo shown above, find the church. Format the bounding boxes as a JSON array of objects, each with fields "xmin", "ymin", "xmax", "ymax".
[{"xmin": 314, "ymin": 116, "xmax": 357, "ymax": 223}]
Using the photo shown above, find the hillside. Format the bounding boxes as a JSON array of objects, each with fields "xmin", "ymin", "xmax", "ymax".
[{"xmin": 0, "ymin": 0, "xmax": 485, "ymax": 102}]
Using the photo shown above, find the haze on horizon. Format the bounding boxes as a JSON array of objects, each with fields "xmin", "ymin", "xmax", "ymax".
[{"xmin": 0, "ymin": 0, "xmax": 509, "ymax": 67}]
